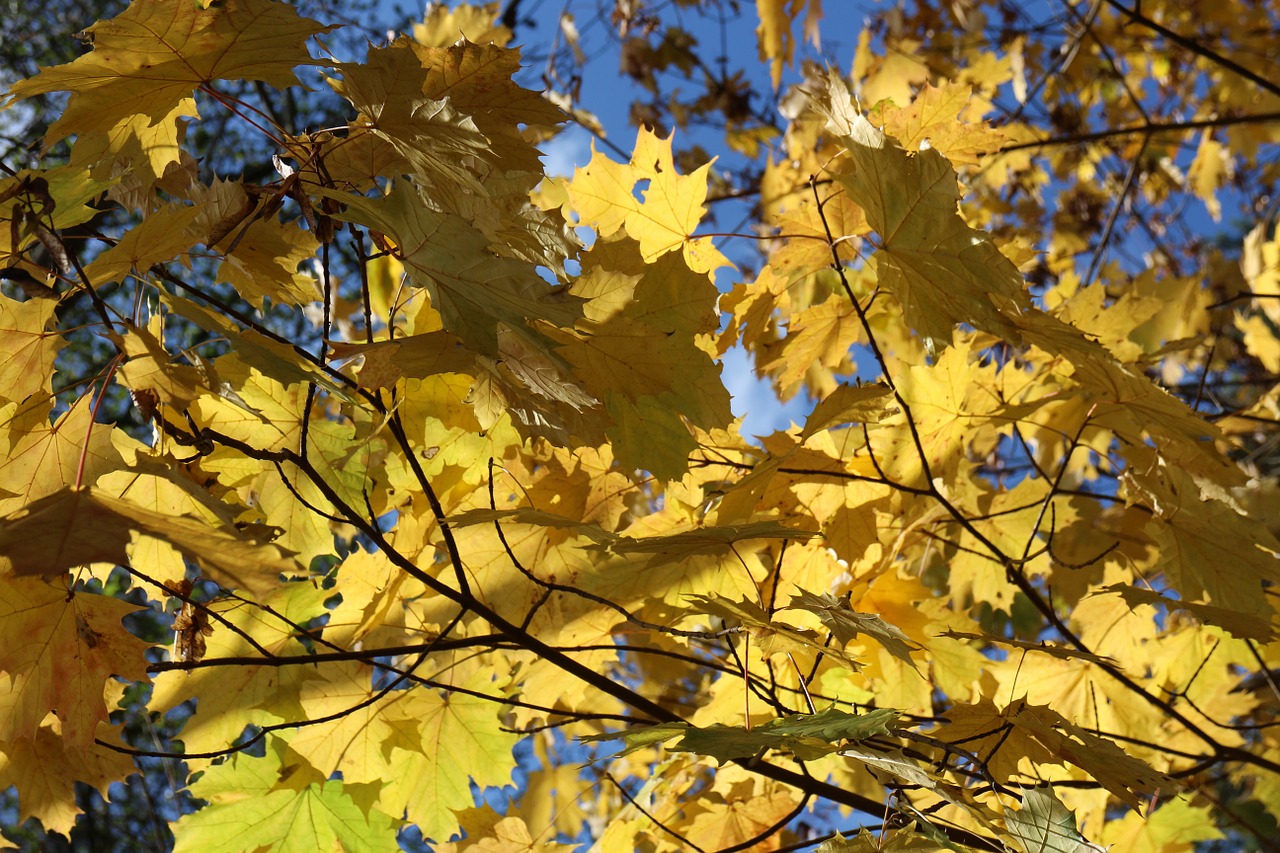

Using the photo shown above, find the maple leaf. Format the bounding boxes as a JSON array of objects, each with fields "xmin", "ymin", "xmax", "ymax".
[
  {"xmin": 329, "ymin": 332, "xmax": 476, "ymax": 389},
  {"xmin": 762, "ymin": 296, "xmax": 862, "ymax": 393},
  {"xmin": 82, "ymin": 204, "xmax": 201, "ymax": 286},
  {"xmin": 762, "ymin": 191, "xmax": 869, "ymax": 285},
  {"xmin": 811, "ymin": 73, "xmax": 1031, "ymax": 350},
  {"xmin": 586, "ymin": 707, "xmax": 898, "ymax": 764},
  {"xmin": 172, "ymin": 736, "xmax": 400, "ymax": 853},
  {"xmin": 151, "ymin": 584, "xmax": 331, "ymax": 754},
  {"xmin": 785, "ymin": 589, "xmax": 922, "ymax": 669},
  {"xmin": 0, "ymin": 398, "xmax": 124, "ymax": 517},
  {"xmin": 684, "ymin": 784, "xmax": 800, "ymax": 852},
  {"xmin": 109, "ymin": 318, "xmax": 212, "ymax": 413},
  {"xmin": 799, "ymin": 382, "xmax": 895, "ymax": 441},
  {"xmin": 0, "ymin": 293, "xmax": 63, "ymax": 405},
  {"xmin": 4, "ymin": 0, "xmax": 1280, "ymax": 847},
  {"xmin": 331, "ymin": 41, "xmax": 495, "ymax": 194},
  {"xmin": 936, "ymin": 699, "xmax": 1168, "ymax": 808},
  {"xmin": 96, "ymin": 467, "xmax": 244, "ymax": 586},
  {"xmin": 1099, "ymin": 797, "xmax": 1224, "ymax": 851},
  {"xmin": 603, "ymin": 520, "xmax": 817, "ymax": 565},
  {"xmin": 0, "ymin": 487, "xmax": 298, "ymax": 594},
  {"xmin": 438, "ymin": 813, "xmax": 577, "ymax": 853},
  {"xmin": 375, "ymin": 672, "xmax": 520, "ymax": 843},
  {"xmin": 403, "ymin": 38, "xmax": 564, "ymax": 166},
  {"xmin": 4, "ymin": 0, "xmax": 333, "ymax": 156},
  {"xmin": 0, "ymin": 576, "xmax": 150, "ymax": 749},
  {"xmin": 162, "ymin": 294, "xmax": 354, "ymax": 401},
  {"xmin": 565, "ymin": 128, "xmax": 731, "ymax": 277},
  {"xmin": 685, "ymin": 594, "xmax": 861, "ymax": 668},
  {"xmin": 413, "ymin": 3, "xmax": 513, "ymax": 48},
  {"xmin": 449, "ymin": 507, "xmax": 617, "ymax": 545},
  {"xmin": 1120, "ymin": 456, "xmax": 1280, "ymax": 616},
  {"xmin": 1006, "ymin": 787, "xmax": 1106, "ymax": 853},
  {"xmin": 0, "ymin": 167, "xmax": 116, "ymax": 270},
  {"xmin": 213, "ymin": 208, "xmax": 322, "ymax": 310},
  {"xmin": 875, "ymin": 335, "xmax": 1031, "ymax": 481},
  {"xmin": 0, "ymin": 723, "xmax": 139, "ymax": 835},
  {"xmin": 756, "ymin": 0, "xmax": 822, "ymax": 90},
  {"xmin": 543, "ymin": 235, "xmax": 732, "ymax": 477},
  {"xmin": 1101, "ymin": 584, "xmax": 1274, "ymax": 642},
  {"xmin": 866, "ymin": 81, "xmax": 1008, "ymax": 166},
  {"xmin": 332, "ymin": 183, "xmax": 585, "ymax": 358}
]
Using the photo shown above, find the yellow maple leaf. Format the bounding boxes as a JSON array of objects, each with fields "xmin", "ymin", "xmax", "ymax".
[
  {"xmin": 68, "ymin": 99, "xmax": 196, "ymax": 189},
  {"xmin": 150, "ymin": 584, "xmax": 331, "ymax": 756},
  {"xmin": 413, "ymin": 2, "xmax": 512, "ymax": 48},
  {"xmin": 762, "ymin": 296, "xmax": 860, "ymax": 394},
  {"xmin": 110, "ymin": 318, "xmax": 211, "ymax": 413},
  {"xmin": 867, "ymin": 81, "xmax": 1007, "ymax": 167},
  {"xmin": 0, "ymin": 294, "xmax": 62, "ymax": 406},
  {"xmin": 1122, "ymin": 461, "xmax": 1280, "ymax": 617},
  {"xmin": 0, "ymin": 398, "xmax": 124, "ymax": 517},
  {"xmin": 566, "ymin": 128, "xmax": 731, "ymax": 277},
  {"xmin": 0, "ymin": 723, "xmax": 138, "ymax": 835},
  {"xmin": 95, "ymin": 467, "xmax": 241, "ymax": 586},
  {"xmin": 756, "ymin": 0, "xmax": 823, "ymax": 90},
  {"xmin": 0, "ymin": 167, "xmax": 116, "ymax": 272},
  {"xmin": 0, "ymin": 486, "xmax": 299, "ymax": 594},
  {"xmin": 287, "ymin": 661, "xmax": 429, "ymax": 788},
  {"xmin": 182, "ymin": 178, "xmax": 322, "ymax": 308},
  {"xmin": 377, "ymin": 672, "xmax": 520, "ymax": 843},
  {"xmin": 331, "ymin": 41, "xmax": 495, "ymax": 194},
  {"xmin": 4, "ymin": 0, "xmax": 333, "ymax": 156},
  {"xmin": 764, "ymin": 190, "xmax": 868, "ymax": 284},
  {"xmin": 438, "ymin": 807, "xmax": 575, "ymax": 853},
  {"xmin": 0, "ymin": 576, "xmax": 150, "ymax": 749},
  {"xmin": 83, "ymin": 204, "xmax": 202, "ymax": 287},
  {"xmin": 874, "ymin": 335, "xmax": 1015, "ymax": 482},
  {"xmin": 812, "ymin": 73, "xmax": 1031, "ymax": 350}
]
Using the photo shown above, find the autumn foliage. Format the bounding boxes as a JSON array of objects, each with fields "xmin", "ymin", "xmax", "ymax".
[{"xmin": 1, "ymin": 0, "xmax": 1279, "ymax": 850}]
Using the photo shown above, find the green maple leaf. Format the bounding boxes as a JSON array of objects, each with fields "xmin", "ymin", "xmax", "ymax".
[
  {"xmin": 1006, "ymin": 788, "xmax": 1105, "ymax": 853},
  {"xmin": 786, "ymin": 588, "xmax": 922, "ymax": 670},
  {"xmin": 586, "ymin": 707, "xmax": 898, "ymax": 764},
  {"xmin": 173, "ymin": 737, "xmax": 399, "ymax": 853},
  {"xmin": 685, "ymin": 593, "xmax": 861, "ymax": 668},
  {"xmin": 332, "ymin": 183, "xmax": 585, "ymax": 357}
]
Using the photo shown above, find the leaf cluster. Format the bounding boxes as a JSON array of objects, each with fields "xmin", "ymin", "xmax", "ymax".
[{"xmin": 0, "ymin": 0, "xmax": 1278, "ymax": 851}]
